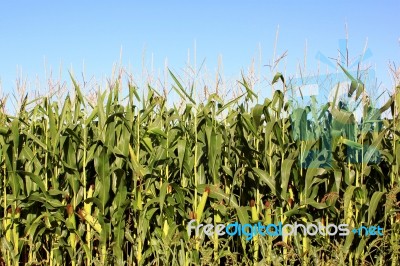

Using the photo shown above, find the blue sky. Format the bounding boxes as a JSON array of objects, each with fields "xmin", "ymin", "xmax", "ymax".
[{"xmin": 0, "ymin": 1, "xmax": 399, "ymax": 107}]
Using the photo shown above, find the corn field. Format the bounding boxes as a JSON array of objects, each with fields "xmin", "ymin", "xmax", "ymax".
[{"xmin": 0, "ymin": 68, "xmax": 399, "ymax": 266}]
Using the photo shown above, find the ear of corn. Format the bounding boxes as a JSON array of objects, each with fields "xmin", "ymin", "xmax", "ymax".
[
  {"xmin": 250, "ymin": 200, "xmax": 259, "ymax": 262},
  {"xmin": 196, "ymin": 186, "xmax": 210, "ymax": 224}
]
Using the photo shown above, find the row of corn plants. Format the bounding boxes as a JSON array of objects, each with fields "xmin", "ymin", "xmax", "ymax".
[{"xmin": 0, "ymin": 67, "xmax": 399, "ymax": 265}]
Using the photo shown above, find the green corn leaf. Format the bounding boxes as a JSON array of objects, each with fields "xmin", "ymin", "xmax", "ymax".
[
  {"xmin": 251, "ymin": 168, "xmax": 277, "ymax": 197},
  {"xmin": 95, "ymin": 146, "xmax": 111, "ymax": 213},
  {"xmin": 368, "ymin": 191, "xmax": 385, "ymax": 224}
]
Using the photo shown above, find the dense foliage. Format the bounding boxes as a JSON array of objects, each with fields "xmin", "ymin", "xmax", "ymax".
[{"xmin": 0, "ymin": 70, "xmax": 399, "ymax": 265}]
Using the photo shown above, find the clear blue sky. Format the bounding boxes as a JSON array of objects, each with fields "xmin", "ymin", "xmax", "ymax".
[{"xmin": 0, "ymin": 1, "xmax": 399, "ymax": 106}]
